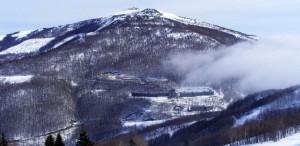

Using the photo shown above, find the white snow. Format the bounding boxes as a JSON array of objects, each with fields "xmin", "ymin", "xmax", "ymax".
[
  {"xmin": 199, "ymin": 22, "xmax": 256, "ymax": 40},
  {"xmin": 175, "ymin": 86, "xmax": 214, "ymax": 93},
  {"xmin": 114, "ymin": 7, "xmax": 140, "ymax": 15},
  {"xmin": 96, "ymin": 15, "xmax": 127, "ymax": 31},
  {"xmin": 166, "ymin": 32, "xmax": 206, "ymax": 41},
  {"xmin": 70, "ymin": 53, "xmax": 85, "ymax": 61},
  {"xmin": 160, "ymin": 13, "xmax": 254, "ymax": 41},
  {"xmin": 0, "ymin": 75, "xmax": 33, "ymax": 84},
  {"xmin": 0, "ymin": 35, "xmax": 6, "ymax": 41},
  {"xmin": 70, "ymin": 81, "xmax": 78, "ymax": 86},
  {"xmin": 156, "ymin": 9, "xmax": 253, "ymax": 40},
  {"xmin": 98, "ymin": 72, "xmax": 169, "ymax": 83},
  {"xmin": 12, "ymin": 30, "xmax": 33, "ymax": 39},
  {"xmin": 159, "ymin": 10, "xmax": 184, "ymax": 21},
  {"xmin": 98, "ymin": 72, "xmax": 139, "ymax": 81},
  {"xmin": 145, "ymin": 121, "xmax": 197, "ymax": 140},
  {"xmin": 165, "ymin": 121, "xmax": 197, "ymax": 137},
  {"xmin": 167, "ymin": 32, "xmax": 198, "ymax": 39},
  {"xmin": 87, "ymin": 32, "xmax": 97, "ymax": 36},
  {"xmin": 234, "ymin": 109, "xmax": 261, "ymax": 127},
  {"xmin": 53, "ymin": 35, "xmax": 77, "ymax": 48},
  {"xmin": 122, "ymin": 119, "xmax": 167, "ymax": 127},
  {"xmin": 244, "ymin": 132, "xmax": 300, "ymax": 146},
  {"xmin": 144, "ymin": 77, "xmax": 168, "ymax": 82},
  {"xmin": 91, "ymin": 89, "xmax": 106, "ymax": 94},
  {"xmin": 0, "ymin": 38, "xmax": 54, "ymax": 55}
]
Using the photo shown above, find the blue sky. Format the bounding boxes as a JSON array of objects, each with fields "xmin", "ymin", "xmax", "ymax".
[{"xmin": 1, "ymin": 0, "xmax": 299, "ymax": 36}]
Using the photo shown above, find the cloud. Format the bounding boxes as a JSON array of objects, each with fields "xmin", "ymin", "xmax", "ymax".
[{"xmin": 165, "ymin": 35, "xmax": 300, "ymax": 94}]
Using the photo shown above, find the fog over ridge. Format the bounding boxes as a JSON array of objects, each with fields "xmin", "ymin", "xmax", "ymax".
[{"xmin": 165, "ymin": 35, "xmax": 300, "ymax": 94}]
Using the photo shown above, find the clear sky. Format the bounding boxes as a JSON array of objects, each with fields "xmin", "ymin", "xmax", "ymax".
[{"xmin": 0, "ymin": 0, "xmax": 299, "ymax": 36}]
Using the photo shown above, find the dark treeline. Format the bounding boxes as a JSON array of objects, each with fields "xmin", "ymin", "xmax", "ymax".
[
  {"xmin": 44, "ymin": 130, "xmax": 94, "ymax": 146},
  {"xmin": 0, "ymin": 77, "xmax": 76, "ymax": 140},
  {"xmin": 149, "ymin": 108, "xmax": 300, "ymax": 146},
  {"xmin": 44, "ymin": 133, "xmax": 64, "ymax": 146},
  {"xmin": 192, "ymin": 108, "xmax": 300, "ymax": 146},
  {"xmin": 93, "ymin": 134, "xmax": 147, "ymax": 146},
  {"xmin": 0, "ymin": 133, "xmax": 8, "ymax": 146}
]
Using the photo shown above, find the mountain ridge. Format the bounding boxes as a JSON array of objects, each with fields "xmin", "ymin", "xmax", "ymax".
[{"xmin": 0, "ymin": 8, "xmax": 256, "ymax": 58}]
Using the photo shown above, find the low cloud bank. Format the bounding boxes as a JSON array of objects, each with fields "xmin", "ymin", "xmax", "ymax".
[{"xmin": 166, "ymin": 35, "xmax": 300, "ymax": 94}]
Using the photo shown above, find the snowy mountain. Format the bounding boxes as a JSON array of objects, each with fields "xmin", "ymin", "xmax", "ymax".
[
  {"xmin": 0, "ymin": 8, "xmax": 255, "ymax": 62},
  {"xmin": 0, "ymin": 8, "xmax": 255, "ymax": 146}
]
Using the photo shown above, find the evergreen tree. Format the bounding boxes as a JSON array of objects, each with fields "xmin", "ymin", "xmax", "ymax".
[
  {"xmin": 76, "ymin": 130, "xmax": 94, "ymax": 146},
  {"xmin": 55, "ymin": 134, "xmax": 65, "ymax": 146},
  {"xmin": 127, "ymin": 139, "xmax": 136, "ymax": 146},
  {"xmin": 45, "ymin": 135, "xmax": 54, "ymax": 146},
  {"xmin": 0, "ymin": 133, "xmax": 7, "ymax": 146}
]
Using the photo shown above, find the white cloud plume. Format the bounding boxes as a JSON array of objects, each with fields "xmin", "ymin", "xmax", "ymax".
[{"xmin": 166, "ymin": 35, "xmax": 300, "ymax": 94}]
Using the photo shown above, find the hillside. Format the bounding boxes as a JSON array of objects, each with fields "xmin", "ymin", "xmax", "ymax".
[{"xmin": 149, "ymin": 85, "xmax": 300, "ymax": 146}]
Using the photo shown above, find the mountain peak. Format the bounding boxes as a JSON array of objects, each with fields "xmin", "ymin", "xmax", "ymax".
[
  {"xmin": 113, "ymin": 8, "xmax": 161, "ymax": 17},
  {"xmin": 109, "ymin": 8, "xmax": 256, "ymax": 41},
  {"xmin": 126, "ymin": 7, "xmax": 140, "ymax": 11}
]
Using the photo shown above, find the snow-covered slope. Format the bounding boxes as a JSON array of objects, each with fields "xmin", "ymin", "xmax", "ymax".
[
  {"xmin": 11, "ymin": 30, "xmax": 33, "ymax": 39},
  {"xmin": 0, "ymin": 38, "xmax": 54, "ymax": 55},
  {"xmin": 245, "ymin": 132, "xmax": 300, "ymax": 146},
  {"xmin": 233, "ymin": 86, "xmax": 300, "ymax": 127},
  {"xmin": 0, "ymin": 75, "xmax": 33, "ymax": 84},
  {"xmin": 0, "ymin": 35, "xmax": 6, "ymax": 41}
]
